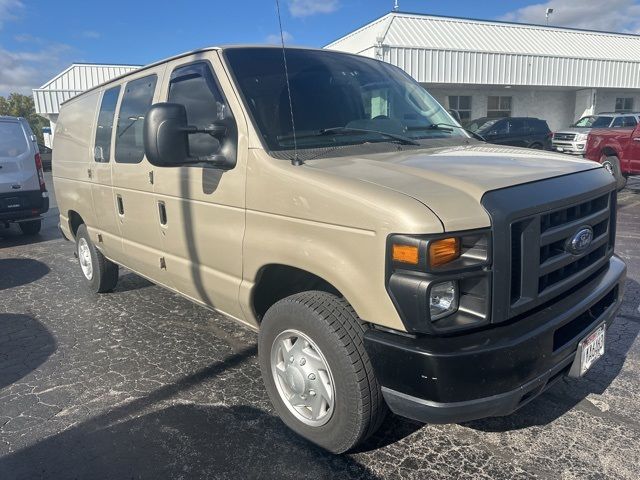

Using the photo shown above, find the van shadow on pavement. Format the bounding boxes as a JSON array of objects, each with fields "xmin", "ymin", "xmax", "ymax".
[
  {"xmin": 0, "ymin": 313, "xmax": 56, "ymax": 390},
  {"xmin": 465, "ymin": 278, "xmax": 640, "ymax": 433},
  {"xmin": 0, "ymin": 344, "xmax": 381, "ymax": 480}
]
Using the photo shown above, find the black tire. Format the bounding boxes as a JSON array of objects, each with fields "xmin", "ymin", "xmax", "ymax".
[
  {"xmin": 258, "ymin": 291, "xmax": 387, "ymax": 453},
  {"xmin": 529, "ymin": 142, "xmax": 543, "ymax": 150},
  {"xmin": 75, "ymin": 224, "xmax": 119, "ymax": 293},
  {"xmin": 19, "ymin": 219, "xmax": 41, "ymax": 236},
  {"xmin": 601, "ymin": 155, "xmax": 627, "ymax": 191}
]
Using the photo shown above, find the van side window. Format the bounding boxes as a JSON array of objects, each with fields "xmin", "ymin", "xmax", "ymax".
[
  {"xmin": 168, "ymin": 62, "xmax": 229, "ymax": 159},
  {"xmin": 115, "ymin": 75, "xmax": 158, "ymax": 164},
  {"xmin": 94, "ymin": 86, "xmax": 120, "ymax": 162}
]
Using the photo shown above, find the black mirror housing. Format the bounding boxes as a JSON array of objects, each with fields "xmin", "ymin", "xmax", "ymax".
[{"xmin": 143, "ymin": 103, "xmax": 190, "ymax": 166}]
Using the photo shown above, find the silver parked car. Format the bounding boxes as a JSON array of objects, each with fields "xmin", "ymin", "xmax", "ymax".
[
  {"xmin": 0, "ymin": 116, "xmax": 49, "ymax": 235},
  {"xmin": 551, "ymin": 113, "xmax": 639, "ymax": 155}
]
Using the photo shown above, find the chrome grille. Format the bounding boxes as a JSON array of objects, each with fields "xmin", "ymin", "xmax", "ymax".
[{"xmin": 553, "ymin": 133, "xmax": 576, "ymax": 141}]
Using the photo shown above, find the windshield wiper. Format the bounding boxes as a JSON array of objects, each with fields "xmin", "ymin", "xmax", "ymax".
[
  {"xmin": 408, "ymin": 123, "xmax": 485, "ymax": 142},
  {"xmin": 279, "ymin": 126, "xmax": 419, "ymax": 146}
]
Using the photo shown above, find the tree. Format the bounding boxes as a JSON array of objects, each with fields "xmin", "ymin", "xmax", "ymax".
[{"xmin": 0, "ymin": 93, "xmax": 50, "ymax": 144}]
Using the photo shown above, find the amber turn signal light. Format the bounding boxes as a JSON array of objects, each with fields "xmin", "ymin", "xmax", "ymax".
[
  {"xmin": 429, "ymin": 237, "xmax": 460, "ymax": 267},
  {"xmin": 392, "ymin": 244, "xmax": 419, "ymax": 265}
]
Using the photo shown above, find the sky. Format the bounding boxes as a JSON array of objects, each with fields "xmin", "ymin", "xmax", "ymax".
[{"xmin": 2, "ymin": 0, "xmax": 640, "ymax": 96}]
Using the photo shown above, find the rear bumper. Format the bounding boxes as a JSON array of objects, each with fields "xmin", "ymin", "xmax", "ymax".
[
  {"xmin": 0, "ymin": 190, "xmax": 49, "ymax": 222},
  {"xmin": 364, "ymin": 255, "xmax": 626, "ymax": 424}
]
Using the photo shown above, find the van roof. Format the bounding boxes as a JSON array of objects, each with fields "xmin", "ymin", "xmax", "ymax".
[
  {"xmin": 0, "ymin": 115, "xmax": 23, "ymax": 122},
  {"xmin": 61, "ymin": 45, "xmax": 327, "ymax": 106}
]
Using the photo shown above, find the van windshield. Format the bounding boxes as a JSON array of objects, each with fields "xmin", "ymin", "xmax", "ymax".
[
  {"xmin": 0, "ymin": 121, "xmax": 28, "ymax": 157},
  {"xmin": 224, "ymin": 48, "xmax": 465, "ymax": 151}
]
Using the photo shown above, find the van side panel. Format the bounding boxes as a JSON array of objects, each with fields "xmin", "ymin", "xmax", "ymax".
[
  {"xmin": 53, "ymin": 91, "xmax": 101, "ymax": 241},
  {"xmin": 241, "ymin": 149, "xmax": 444, "ymax": 331},
  {"xmin": 151, "ymin": 53, "xmax": 249, "ymax": 322}
]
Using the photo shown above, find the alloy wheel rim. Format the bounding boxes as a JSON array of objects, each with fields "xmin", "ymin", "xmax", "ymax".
[
  {"xmin": 78, "ymin": 238, "xmax": 93, "ymax": 280},
  {"xmin": 271, "ymin": 329, "xmax": 336, "ymax": 427}
]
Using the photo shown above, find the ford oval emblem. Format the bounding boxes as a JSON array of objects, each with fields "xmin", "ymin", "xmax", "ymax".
[{"xmin": 566, "ymin": 226, "xmax": 594, "ymax": 255}]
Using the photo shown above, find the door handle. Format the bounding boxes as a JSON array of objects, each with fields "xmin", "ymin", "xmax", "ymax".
[
  {"xmin": 158, "ymin": 201, "xmax": 167, "ymax": 226},
  {"xmin": 633, "ymin": 137, "xmax": 640, "ymax": 142},
  {"xmin": 116, "ymin": 195, "xmax": 125, "ymax": 216},
  {"xmin": 87, "ymin": 168, "xmax": 93, "ymax": 179}
]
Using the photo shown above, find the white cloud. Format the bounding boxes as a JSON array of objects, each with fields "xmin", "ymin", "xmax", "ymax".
[
  {"xmin": 0, "ymin": 43, "xmax": 75, "ymax": 95},
  {"xmin": 288, "ymin": 0, "xmax": 338, "ymax": 18},
  {"xmin": 265, "ymin": 31, "xmax": 294, "ymax": 45},
  {"xmin": 0, "ymin": 0, "xmax": 23, "ymax": 29},
  {"xmin": 0, "ymin": 0, "xmax": 76, "ymax": 95},
  {"xmin": 501, "ymin": 0, "xmax": 640, "ymax": 33}
]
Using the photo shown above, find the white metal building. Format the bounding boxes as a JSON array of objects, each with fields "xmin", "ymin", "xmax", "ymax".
[
  {"xmin": 33, "ymin": 63, "xmax": 139, "ymax": 147},
  {"xmin": 325, "ymin": 12, "xmax": 640, "ymax": 130}
]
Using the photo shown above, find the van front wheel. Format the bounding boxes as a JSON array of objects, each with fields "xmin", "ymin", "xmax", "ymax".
[
  {"xmin": 75, "ymin": 224, "xmax": 119, "ymax": 293},
  {"xmin": 258, "ymin": 291, "xmax": 387, "ymax": 453}
]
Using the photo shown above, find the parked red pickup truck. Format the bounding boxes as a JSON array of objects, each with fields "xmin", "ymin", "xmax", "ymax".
[{"xmin": 585, "ymin": 126, "xmax": 640, "ymax": 190}]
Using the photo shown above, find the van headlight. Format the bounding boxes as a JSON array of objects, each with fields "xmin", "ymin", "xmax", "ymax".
[
  {"xmin": 429, "ymin": 280, "xmax": 458, "ymax": 320},
  {"xmin": 386, "ymin": 230, "xmax": 491, "ymax": 334}
]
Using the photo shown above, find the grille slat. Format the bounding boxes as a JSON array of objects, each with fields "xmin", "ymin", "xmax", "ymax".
[
  {"xmin": 554, "ymin": 133, "xmax": 576, "ymax": 141},
  {"xmin": 539, "ymin": 207, "xmax": 610, "ymax": 246},
  {"xmin": 509, "ymin": 192, "xmax": 614, "ymax": 316},
  {"xmin": 538, "ymin": 233, "xmax": 609, "ymax": 277}
]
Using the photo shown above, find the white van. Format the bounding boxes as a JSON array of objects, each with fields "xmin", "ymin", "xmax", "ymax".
[{"xmin": 0, "ymin": 116, "xmax": 49, "ymax": 235}]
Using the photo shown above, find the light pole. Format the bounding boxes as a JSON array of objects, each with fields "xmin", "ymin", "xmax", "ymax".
[{"xmin": 545, "ymin": 8, "xmax": 554, "ymax": 26}]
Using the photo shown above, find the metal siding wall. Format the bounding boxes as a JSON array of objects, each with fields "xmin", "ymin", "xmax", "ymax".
[{"xmin": 386, "ymin": 47, "xmax": 640, "ymax": 89}]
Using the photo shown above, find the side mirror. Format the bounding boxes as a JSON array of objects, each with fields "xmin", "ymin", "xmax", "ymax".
[
  {"xmin": 143, "ymin": 103, "xmax": 236, "ymax": 168},
  {"xmin": 143, "ymin": 103, "xmax": 190, "ymax": 167}
]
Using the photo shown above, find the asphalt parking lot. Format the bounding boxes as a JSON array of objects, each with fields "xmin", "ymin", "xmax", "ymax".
[{"xmin": 1, "ymin": 172, "xmax": 639, "ymax": 479}]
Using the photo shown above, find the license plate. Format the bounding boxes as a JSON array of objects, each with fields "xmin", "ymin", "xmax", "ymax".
[{"xmin": 577, "ymin": 324, "xmax": 606, "ymax": 376}]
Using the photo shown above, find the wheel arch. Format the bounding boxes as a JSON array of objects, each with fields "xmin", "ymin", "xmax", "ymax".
[
  {"xmin": 67, "ymin": 210, "xmax": 85, "ymax": 239},
  {"xmin": 251, "ymin": 264, "xmax": 344, "ymax": 323}
]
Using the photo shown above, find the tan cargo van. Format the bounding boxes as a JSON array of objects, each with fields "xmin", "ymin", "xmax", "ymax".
[{"xmin": 53, "ymin": 46, "xmax": 626, "ymax": 453}]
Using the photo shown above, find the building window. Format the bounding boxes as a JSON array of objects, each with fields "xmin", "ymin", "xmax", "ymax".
[
  {"xmin": 615, "ymin": 97, "xmax": 634, "ymax": 113},
  {"xmin": 448, "ymin": 96, "xmax": 472, "ymax": 122},
  {"xmin": 487, "ymin": 96, "xmax": 512, "ymax": 118}
]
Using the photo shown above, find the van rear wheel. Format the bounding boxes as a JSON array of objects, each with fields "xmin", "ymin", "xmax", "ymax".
[
  {"xmin": 258, "ymin": 291, "xmax": 387, "ymax": 453},
  {"xmin": 75, "ymin": 224, "xmax": 119, "ymax": 293},
  {"xmin": 19, "ymin": 219, "xmax": 41, "ymax": 236}
]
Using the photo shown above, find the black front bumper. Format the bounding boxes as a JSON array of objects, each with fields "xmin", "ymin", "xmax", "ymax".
[
  {"xmin": 0, "ymin": 190, "xmax": 49, "ymax": 222},
  {"xmin": 364, "ymin": 255, "xmax": 626, "ymax": 424}
]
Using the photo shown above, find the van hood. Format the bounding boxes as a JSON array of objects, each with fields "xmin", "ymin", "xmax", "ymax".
[{"xmin": 306, "ymin": 143, "xmax": 601, "ymax": 231}]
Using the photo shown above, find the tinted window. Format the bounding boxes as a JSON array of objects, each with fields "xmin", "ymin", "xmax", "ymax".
[
  {"xmin": 621, "ymin": 116, "xmax": 637, "ymax": 127},
  {"xmin": 94, "ymin": 86, "xmax": 120, "ymax": 162},
  {"xmin": 528, "ymin": 119, "xmax": 550, "ymax": 134},
  {"xmin": 115, "ymin": 75, "xmax": 157, "ymax": 164},
  {"xmin": 507, "ymin": 118, "xmax": 526, "ymax": 134},
  {"xmin": 168, "ymin": 62, "xmax": 228, "ymax": 158},
  {"xmin": 591, "ymin": 116, "xmax": 613, "ymax": 128},
  {"xmin": 0, "ymin": 121, "xmax": 28, "ymax": 157}
]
